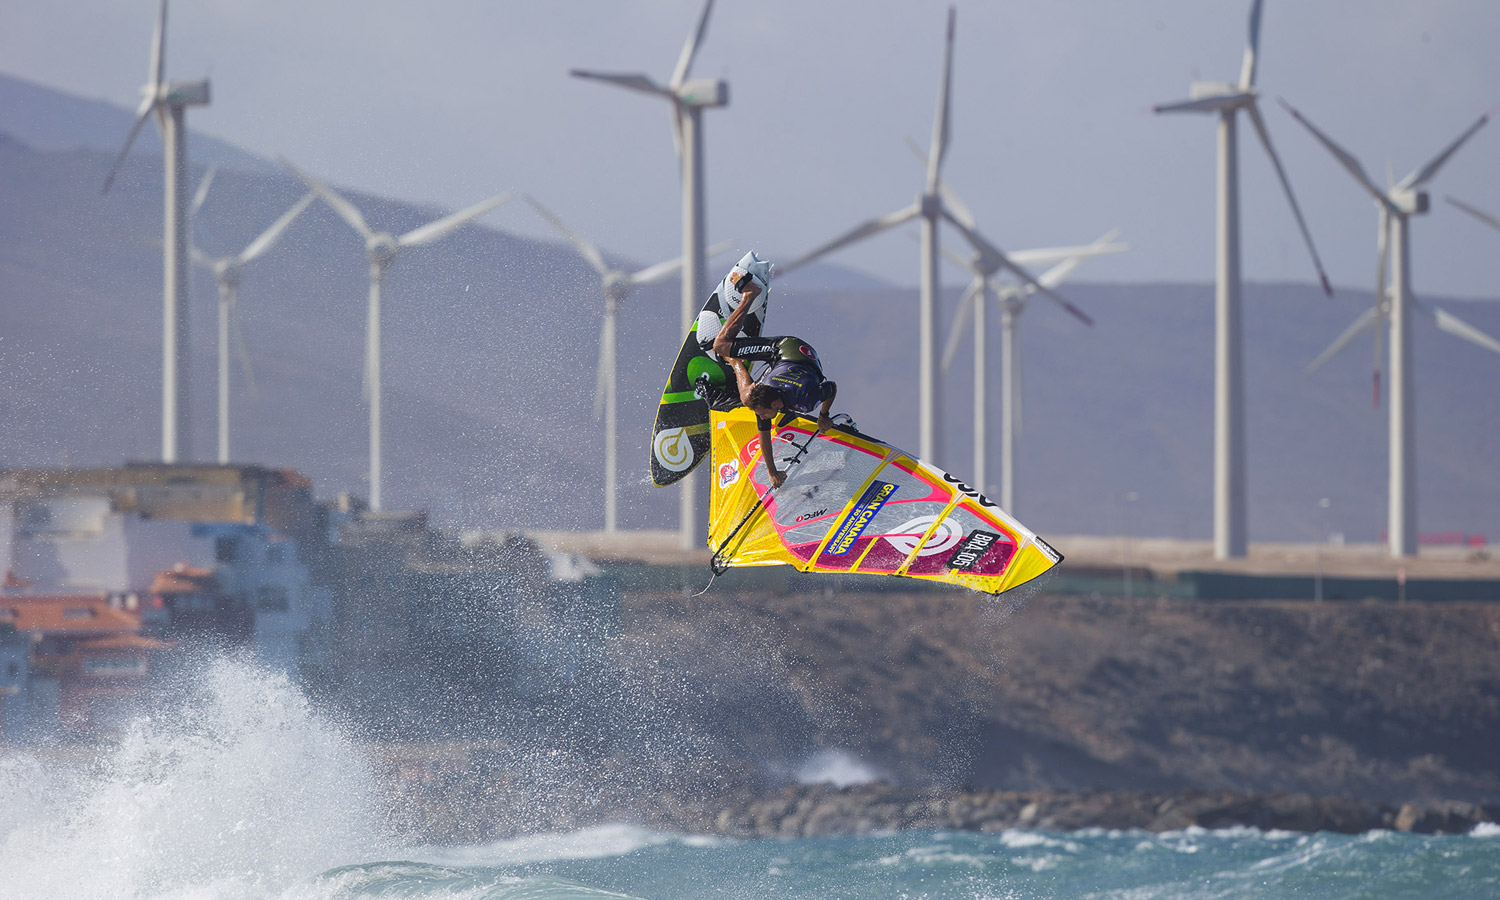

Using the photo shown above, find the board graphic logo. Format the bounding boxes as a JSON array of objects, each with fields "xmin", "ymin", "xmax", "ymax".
[
  {"xmin": 825, "ymin": 481, "xmax": 898, "ymax": 555},
  {"xmin": 946, "ymin": 530, "xmax": 1000, "ymax": 570},
  {"xmin": 718, "ymin": 459, "xmax": 740, "ymax": 489},
  {"xmin": 883, "ymin": 514, "xmax": 963, "ymax": 557},
  {"xmin": 653, "ymin": 427, "xmax": 694, "ymax": 472}
]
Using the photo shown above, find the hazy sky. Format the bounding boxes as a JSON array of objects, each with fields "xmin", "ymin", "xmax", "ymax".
[{"xmin": 4, "ymin": 0, "xmax": 1499, "ymax": 299}]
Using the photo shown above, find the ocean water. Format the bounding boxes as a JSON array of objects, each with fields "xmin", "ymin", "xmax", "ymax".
[{"xmin": 2, "ymin": 659, "xmax": 1497, "ymax": 900}]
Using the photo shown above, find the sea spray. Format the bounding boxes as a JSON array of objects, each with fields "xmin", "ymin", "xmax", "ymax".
[{"xmin": 0, "ymin": 655, "xmax": 390, "ymax": 900}]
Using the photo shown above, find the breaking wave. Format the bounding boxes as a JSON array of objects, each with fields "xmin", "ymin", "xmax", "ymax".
[{"xmin": 0, "ymin": 657, "xmax": 389, "ymax": 899}]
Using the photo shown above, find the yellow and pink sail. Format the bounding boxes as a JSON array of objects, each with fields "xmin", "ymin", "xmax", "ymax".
[{"xmin": 707, "ymin": 409, "xmax": 1062, "ymax": 596}]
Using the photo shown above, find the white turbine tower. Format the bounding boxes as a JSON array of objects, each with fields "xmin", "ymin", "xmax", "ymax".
[
  {"xmin": 571, "ymin": 0, "xmax": 727, "ymax": 551},
  {"xmin": 281, "ymin": 159, "xmax": 513, "ymax": 512},
  {"xmin": 524, "ymin": 195, "xmax": 731, "ymax": 534},
  {"xmin": 102, "ymin": 0, "xmax": 209, "ymax": 463},
  {"xmin": 783, "ymin": 6, "xmax": 1075, "ymax": 464},
  {"xmin": 1281, "ymin": 101, "xmax": 1499, "ymax": 558},
  {"xmin": 189, "ymin": 175, "xmax": 315, "ymax": 464},
  {"xmin": 1153, "ymin": 0, "xmax": 1333, "ymax": 560},
  {"xmin": 940, "ymin": 230, "xmax": 1127, "ymax": 512}
]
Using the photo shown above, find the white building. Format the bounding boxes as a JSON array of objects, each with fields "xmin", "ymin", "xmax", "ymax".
[{"xmin": 0, "ymin": 465, "xmax": 334, "ymax": 680}]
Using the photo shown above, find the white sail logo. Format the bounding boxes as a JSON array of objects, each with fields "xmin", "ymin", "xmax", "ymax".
[
  {"xmin": 654, "ymin": 427, "xmax": 694, "ymax": 472},
  {"xmin": 884, "ymin": 515, "xmax": 963, "ymax": 557}
]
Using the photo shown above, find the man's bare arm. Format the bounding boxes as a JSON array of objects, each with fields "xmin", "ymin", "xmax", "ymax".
[
  {"xmin": 758, "ymin": 421, "xmax": 785, "ymax": 488},
  {"xmin": 712, "ymin": 284, "xmax": 760, "ymax": 359},
  {"xmin": 731, "ymin": 358, "xmax": 758, "ymax": 407}
]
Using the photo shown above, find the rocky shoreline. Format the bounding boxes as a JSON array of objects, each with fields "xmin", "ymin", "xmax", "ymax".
[
  {"xmin": 378, "ymin": 757, "xmax": 1499, "ymax": 843},
  {"xmin": 640, "ymin": 783, "xmax": 1499, "ymax": 840}
]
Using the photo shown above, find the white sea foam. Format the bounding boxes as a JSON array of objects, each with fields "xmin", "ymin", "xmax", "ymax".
[
  {"xmin": 1472, "ymin": 821, "xmax": 1500, "ymax": 838},
  {"xmin": 415, "ymin": 823, "xmax": 726, "ymax": 868},
  {"xmin": 995, "ymin": 830, "xmax": 1082, "ymax": 853},
  {"xmin": 793, "ymin": 748, "xmax": 882, "ymax": 787},
  {"xmin": 0, "ymin": 657, "xmax": 389, "ymax": 900}
]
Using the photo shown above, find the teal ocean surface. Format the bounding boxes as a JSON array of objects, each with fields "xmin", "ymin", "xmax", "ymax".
[
  {"xmin": 387, "ymin": 823, "xmax": 1500, "ymax": 900},
  {"xmin": 3, "ymin": 660, "xmax": 1496, "ymax": 899}
]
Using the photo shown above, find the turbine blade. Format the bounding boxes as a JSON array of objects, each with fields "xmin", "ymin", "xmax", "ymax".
[
  {"xmin": 925, "ymin": 7, "xmax": 956, "ymax": 193},
  {"xmin": 399, "ymin": 192, "xmax": 514, "ymax": 247},
  {"xmin": 1007, "ymin": 237, "xmax": 1128, "ymax": 269},
  {"xmin": 1013, "ymin": 317, "xmax": 1025, "ymax": 437},
  {"xmin": 1374, "ymin": 209, "xmax": 1390, "ymax": 404},
  {"xmin": 671, "ymin": 105, "xmax": 685, "ymax": 164},
  {"xmin": 594, "ymin": 316, "xmax": 610, "ymax": 420},
  {"xmin": 189, "ymin": 247, "xmax": 214, "ymax": 269},
  {"xmin": 230, "ymin": 296, "xmax": 259, "ymax": 403},
  {"xmin": 942, "ymin": 277, "xmax": 978, "ymax": 369},
  {"xmin": 938, "ymin": 182, "xmax": 976, "ymax": 232},
  {"xmin": 570, "ymin": 69, "xmax": 673, "ymax": 99},
  {"xmin": 629, "ymin": 257, "xmax": 684, "ymax": 286},
  {"xmin": 626, "ymin": 257, "xmax": 681, "ymax": 286},
  {"xmin": 904, "ymin": 134, "xmax": 926, "ymax": 166},
  {"xmin": 1304, "ymin": 307, "xmax": 1377, "ymax": 374},
  {"xmin": 943, "ymin": 210, "xmax": 1094, "ymax": 326},
  {"xmin": 362, "ymin": 299, "xmax": 374, "ymax": 404},
  {"xmin": 1247, "ymin": 102, "xmax": 1333, "ymax": 295},
  {"xmin": 1239, "ymin": 0, "xmax": 1264, "ymax": 89},
  {"xmin": 525, "ymin": 194, "xmax": 608, "ymax": 276},
  {"xmin": 238, "ymin": 192, "xmax": 315, "ymax": 265},
  {"xmin": 1279, "ymin": 99, "xmax": 1393, "ymax": 209},
  {"xmin": 1022, "ymin": 236, "xmax": 1118, "ymax": 296},
  {"xmin": 1447, "ymin": 195, "xmax": 1500, "ymax": 233},
  {"xmin": 1153, "ymin": 95, "xmax": 1243, "ymax": 115},
  {"xmin": 101, "ymin": 100, "xmax": 155, "ymax": 194},
  {"xmin": 1398, "ymin": 107, "xmax": 1494, "ymax": 191},
  {"xmin": 942, "ymin": 279, "xmax": 984, "ymax": 371},
  {"xmin": 280, "ymin": 156, "xmax": 374, "ymax": 239},
  {"xmin": 941, "ymin": 242, "xmax": 978, "ymax": 274},
  {"xmin": 1425, "ymin": 304, "xmax": 1500, "ymax": 357},
  {"xmin": 628, "ymin": 239, "xmax": 735, "ymax": 287},
  {"xmin": 670, "ymin": 0, "xmax": 715, "ymax": 90},
  {"xmin": 1032, "ymin": 253, "xmax": 1089, "ymax": 289},
  {"xmin": 191, "ymin": 165, "xmax": 218, "ymax": 218},
  {"xmin": 150, "ymin": 0, "xmax": 167, "ymax": 89},
  {"xmin": 779, "ymin": 203, "xmax": 923, "ymax": 273}
]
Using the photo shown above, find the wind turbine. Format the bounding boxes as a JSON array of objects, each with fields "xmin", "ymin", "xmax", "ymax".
[
  {"xmin": 524, "ymin": 195, "xmax": 732, "ymax": 534},
  {"xmin": 1153, "ymin": 0, "xmax": 1333, "ymax": 560},
  {"xmin": 1281, "ymin": 101, "xmax": 1498, "ymax": 557},
  {"xmin": 189, "ymin": 174, "xmax": 315, "ymax": 464},
  {"xmin": 102, "ymin": 0, "xmax": 210, "ymax": 463},
  {"xmin": 281, "ymin": 158, "xmax": 513, "ymax": 512},
  {"xmin": 782, "ymin": 7, "xmax": 1077, "ymax": 465},
  {"xmin": 571, "ymin": 0, "xmax": 727, "ymax": 551},
  {"xmin": 940, "ymin": 230, "xmax": 1127, "ymax": 512}
]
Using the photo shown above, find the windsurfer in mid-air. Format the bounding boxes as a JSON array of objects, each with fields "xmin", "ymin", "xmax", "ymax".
[{"xmin": 697, "ymin": 252, "xmax": 839, "ymax": 488}]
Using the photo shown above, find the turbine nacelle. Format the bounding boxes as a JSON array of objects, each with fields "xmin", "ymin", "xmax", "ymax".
[
  {"xmin": 602, "ymin": 271, "xmax": 631, "ymax": 301},
  {"xmin": 213, "ymin": 258, "xmax": 243, "ymax": 287},
  {"xmin": 366, "ymin": 233, "xmax": 401, "ymax": 266},
  {"xmin": 1388, "ymin": 187, "xmax": 1429, "ymax": 216},
  {"xmin": 678, "ymin": 78, "xmax": 728, "ymax": 108},
  {"xmin": 161, "ymin": 78, "xmax": 210, "ymax": 107},
  {"xmin": 1189, "ymin": 81, "xmax": 1251, "ymax": 103}
]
